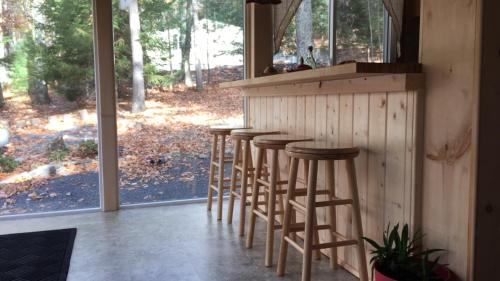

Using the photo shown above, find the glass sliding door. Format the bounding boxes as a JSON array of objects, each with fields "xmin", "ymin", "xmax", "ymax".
[
  {"xmin": 0, "ymin": 0, "xmax": 100, "ymax": 216},
  {"xmin": 114, "ymin": 0, "xmax": 244, "ymax": 206}
]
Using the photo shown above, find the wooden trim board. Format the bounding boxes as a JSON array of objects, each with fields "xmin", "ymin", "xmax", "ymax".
[
  {"xmin": 92, "ymin": 0, "xmax": 119, "ymax": 211},
  {"xmin": 238, "ymin": 74, "xmax": 424, "ymax": 97},
  {"xmin": 220, "ymin": 62, "xmax": 422, "ymax": 89}
]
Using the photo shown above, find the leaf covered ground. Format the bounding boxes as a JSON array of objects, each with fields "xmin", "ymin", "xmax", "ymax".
[{"xmin": 0, "ymin": 83, "xmax": 243, "ymax": 214}]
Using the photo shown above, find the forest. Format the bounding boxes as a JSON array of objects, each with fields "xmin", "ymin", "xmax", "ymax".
[
  {"xmin": 0, "ymin": 0, "xmax": 244, "ymax": 112},
  {"xmin": 0, "ymin": 0, "xmax": 383, "ymax": 111}
]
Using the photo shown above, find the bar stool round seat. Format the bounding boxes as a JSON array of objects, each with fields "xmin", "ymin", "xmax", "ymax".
[
  {"xmin": 253, "ymin": 134, "xmax": 313, "ymax": 149},
  {"xmin": 208, "ymin": 125, "xmax": 248, "ymax": 135},
  {"xmin": 286, "ymin": 141, "xmax": 360, "ymax": 160},
  {"xmin": 227, "ymin": 128, "xmax": 281, "ymax": 236},
  {"xmin": 231, "ymin": 128, "xmax": 281, "ymax": 140},
  {"xmin": 207, "ymin": 125, "xmax": 251, "ymax": 221},
  {"xmin": 277, "ymin": 141, "xmax": 368, "ymax": 281}
]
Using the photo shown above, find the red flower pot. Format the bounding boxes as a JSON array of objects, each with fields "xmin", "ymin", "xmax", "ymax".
[{"xmin": 374, "ymin": 265, "xmax": 455, "ymax": 281}]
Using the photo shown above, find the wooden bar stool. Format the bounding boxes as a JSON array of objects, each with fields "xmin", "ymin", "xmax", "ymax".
[
  {"xmin": 207, "ymin": 125, "xmax": 249, "ymax": 221},
  {"xmin": 277, "ymin": 141, "xmax": 368, "ymax": 281},
  {"xmin": 246, "ymin": 134, "xmax": 319, "ymax": 267},
  {"xmin": 227, "ymin": 129, "xmax": 280, "ymax": 236}
]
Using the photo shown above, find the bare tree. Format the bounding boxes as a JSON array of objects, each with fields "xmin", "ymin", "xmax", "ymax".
[
  {"xmin": 193, "ymin": 0, "xmax": 203, "ymax": 91},
  {"xmin": 180, "ymin": 0, "xmax": 194, "ymax": 87},
  {"xmin": 127, "ymin": 0, "xmax": 146, "ymax": 113},
  {"xmin": 366, "ymin": 0, "xmax": 375, "ymax": 61},
  {"xmin": 0, "ymin": 0, "xmax": 6, "ymax": 108},
  {"xmin": 0, "ymin": 86, "xmax": 4, "ymax": 108},
  {"xmin": 295, "ymin": 0, "xmax": 313, "ymax": 61}
]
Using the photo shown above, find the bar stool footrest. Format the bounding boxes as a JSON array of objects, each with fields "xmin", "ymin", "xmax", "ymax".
[
  {"xmin": 289, "ymin": 200, "xmax": 306, "ymax": 213},
  {"xmin": 256, "ymin": 179, "xmax": 288, "ymax": 187},
  {"xmin": 214, "ymin": 177, "xmax": 232, "ymax": 182},
  {"xmin": 312, "ymin": 240, "xmax": 358, "ymax": 250},
  {"xmin": 289, "ymin": 223, "xmax": 332, "ymax": 232},
  {"xmin": 284, "ymin": 236, "xmax": 305, "ymax": 254},
  {"xmin": 210, "ymin": 184, "xmax": 232, "ymax": 191},
  {"xmin": 294, "ymin": 189, "xmax": 330, "ymax": 196},
  {"xmin": 315, "ymin": 198, "xmax": 353, "ymax": 207},
  {"xmin": 212, "ymin": 160, "xmax": 234, "ymax": 167}
]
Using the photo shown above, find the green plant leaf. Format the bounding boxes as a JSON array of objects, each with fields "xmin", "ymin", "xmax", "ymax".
[{"xmin": 363, "ymin": 223, "xmax": 448, "ymax": 281}]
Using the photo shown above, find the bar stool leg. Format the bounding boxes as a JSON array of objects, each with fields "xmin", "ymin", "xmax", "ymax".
[
  {"xmin": 207, "ymin": 134, "xmax": 218, "ymax": 211},
  {"xmin": 246, "ymin": 146, "xmax": 265, "ymax": 248},
  {"xmin": 277, "ymin": 160, "xmax": 285, "ymax": 224},
  {"xmin": 217, "ymin": 135, "xmax": 226, "ymax": 221},
  {"xmin": 265, "ymin": 149, "xmax": 279, "ymax": 267},
  {"xmin": 325, "ymin": 160, "xmax": 338, "ymax": 269},
  {"xmin": 263, "ymin": 151, "xmax": 269, "ymax": 216},
  {"xmin": 277, "ymin": 157, "xmax": 299, "ymax": 276},
  {"xmin": 346, "ymin": 158, "xmax": 368, "ymax": 281},
  {"xmin": 227, "ymin": 139, "xmax": 241, "ymax": 224},
  {"xmin": 303, "ymin": 160, "xmax": 321, "ymax": 260},
  {"xmin": 312, "ymin": 210, "xmax": 321, "ymax": 260},
  {"xmin": 302, "ymin": 160, "xmax": 318, "ymax": 281},
  {"xmin": 239, "ymin": 140, "xmax": 251, "ymax": 236}
]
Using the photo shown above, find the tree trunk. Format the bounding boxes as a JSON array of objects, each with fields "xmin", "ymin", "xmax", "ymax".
[
  {"xmin": 195, "ymin": 59, "xmax": 203, "ymax": 91},
  {"xmin": 1, "ymin": 0, "xmax": 11, "ymax": 57},
  {"xmin": 129, "ymin": 0, "xmax": 145, "ymax": 113},
  {"xmin": 295, "ymin": 0, "xmax": 313, "ymax": 62},
  {"xmin": 181, "ymin": 0, "xmax": 194, "ymax": 87},
  {"xmin": 167, "ymin": 28, "xmax": 173, "ymax": 74},
  {"xmin": 0, "ymin": 0, "xmax": 6, "ymax": 108},
  {"xmin": 366, "ymin": 0, "xmax": 374, "ymax": 62},
  {"xmin": 193, "ymin": 0, "xmax": 202, "ymax": 91},
  {"xmin": 28, "ymin": 78, "xmax": 50, "ymax": 105},
  {"xmin": 0, "ymin": 83, "xmax": 4, "ymax": 109},
  {"xmin": 205, "ymin": 17, "xmax": 211, "ymax": 84}
]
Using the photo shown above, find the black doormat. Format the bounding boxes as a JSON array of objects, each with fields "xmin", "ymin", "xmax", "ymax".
[{"xmin": 0, "ymin": 228, "xmax": 77, "ymax": 281}]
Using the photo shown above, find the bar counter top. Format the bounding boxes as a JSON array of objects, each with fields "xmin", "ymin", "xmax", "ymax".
[{"xmin": 219, "ymin": 62, "xmax": 424, "ymax": 97}]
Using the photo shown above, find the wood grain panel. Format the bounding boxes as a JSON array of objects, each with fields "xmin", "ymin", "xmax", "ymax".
[
  {"xmin": 366, "ymin": 93, "xmax": 388, "ymax": 252},
  {"xmin": 338, "ymin": 94, "xmax": 355, "ymax": 267},
  {"xmin": 287, "ymin": 96, "xmax": 297, "ymax": 134},
  {"xmin": 420, "ymin": 1, "xmax": 480, "ymax": 279},
  {"xmin": 385, "ymin": 92, "xmax": 408, "ymax": 226},
  {"xmin": 247, "ymin": 89, "xmax": 421, "ymax": 277},
  {"xmin": 314, "ymin": 95, "xmax": 328, "ymax": 247},
  {"xmin": 259, "ymin": 97, "xmax": 266, "ymax": 129},
  {"xmin": 352, "ymin": 93, "xmax": 370, "ymax": 269}
]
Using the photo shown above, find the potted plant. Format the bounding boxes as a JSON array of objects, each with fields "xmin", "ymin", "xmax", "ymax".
[{"xmin": 363, "ymin": 224, "xmax": 454, "ymax": 281}]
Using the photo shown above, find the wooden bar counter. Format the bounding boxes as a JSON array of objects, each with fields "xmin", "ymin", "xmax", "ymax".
[{"xmin": 220, "ymin": 63, "xmax": 425, "ymax": 277}]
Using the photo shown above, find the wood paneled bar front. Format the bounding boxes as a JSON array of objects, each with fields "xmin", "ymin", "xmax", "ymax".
[{"xmin": 220, "ymin": 63, "xmax": 425, "ymax": 277}]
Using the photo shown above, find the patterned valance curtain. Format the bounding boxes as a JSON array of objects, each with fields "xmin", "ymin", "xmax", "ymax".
[{"xmin": 273, "ymin": 0, "xmax": 303, "ymax": 54}]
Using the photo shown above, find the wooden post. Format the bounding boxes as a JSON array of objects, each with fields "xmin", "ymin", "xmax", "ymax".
[
  {"xmin": 93, "ymin": 0, "xmax": 119, "ymax": 211},
  {"xmin": 474, "ymin": 0, "xmax": 500, "ymax": 279},
  {"xmin": 247, "ymin": 3, "xmax": 273, "ymax": 78}
]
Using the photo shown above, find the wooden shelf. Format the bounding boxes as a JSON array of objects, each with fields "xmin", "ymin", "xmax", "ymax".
[{"xmin": 219, "ymin": 62, "xmax": 422, "ymax": 89}]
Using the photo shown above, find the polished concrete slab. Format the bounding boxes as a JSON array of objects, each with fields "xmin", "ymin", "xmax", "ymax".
[{"xmin": 0, "ymin": 202, "xmax": 359, "ymax": 281}]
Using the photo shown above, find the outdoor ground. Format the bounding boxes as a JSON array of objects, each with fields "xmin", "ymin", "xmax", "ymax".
[{"xmin": 0, "ymin": 80, "xmax": 243, "ymax": 215}]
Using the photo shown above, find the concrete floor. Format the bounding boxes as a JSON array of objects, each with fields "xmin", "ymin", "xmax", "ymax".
[{"xmin": 0, "ymin": 202, "xmax": 358, "ymax": 281}]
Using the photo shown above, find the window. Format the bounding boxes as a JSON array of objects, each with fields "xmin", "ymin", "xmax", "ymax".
[
  {"xmin": 0, "ymin": 0, "xmax": 100, "ymax": 216},
  {"xmin": 273, "ymin": 0, "xmax": 388, "ymax": 69},
  {"xmin": 335, "ymin": 0, "xmax": 386, "ymax": 63},
  {"xmin": 114, "ymin": 0, "xmax": 244, "ymax": 206}
]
